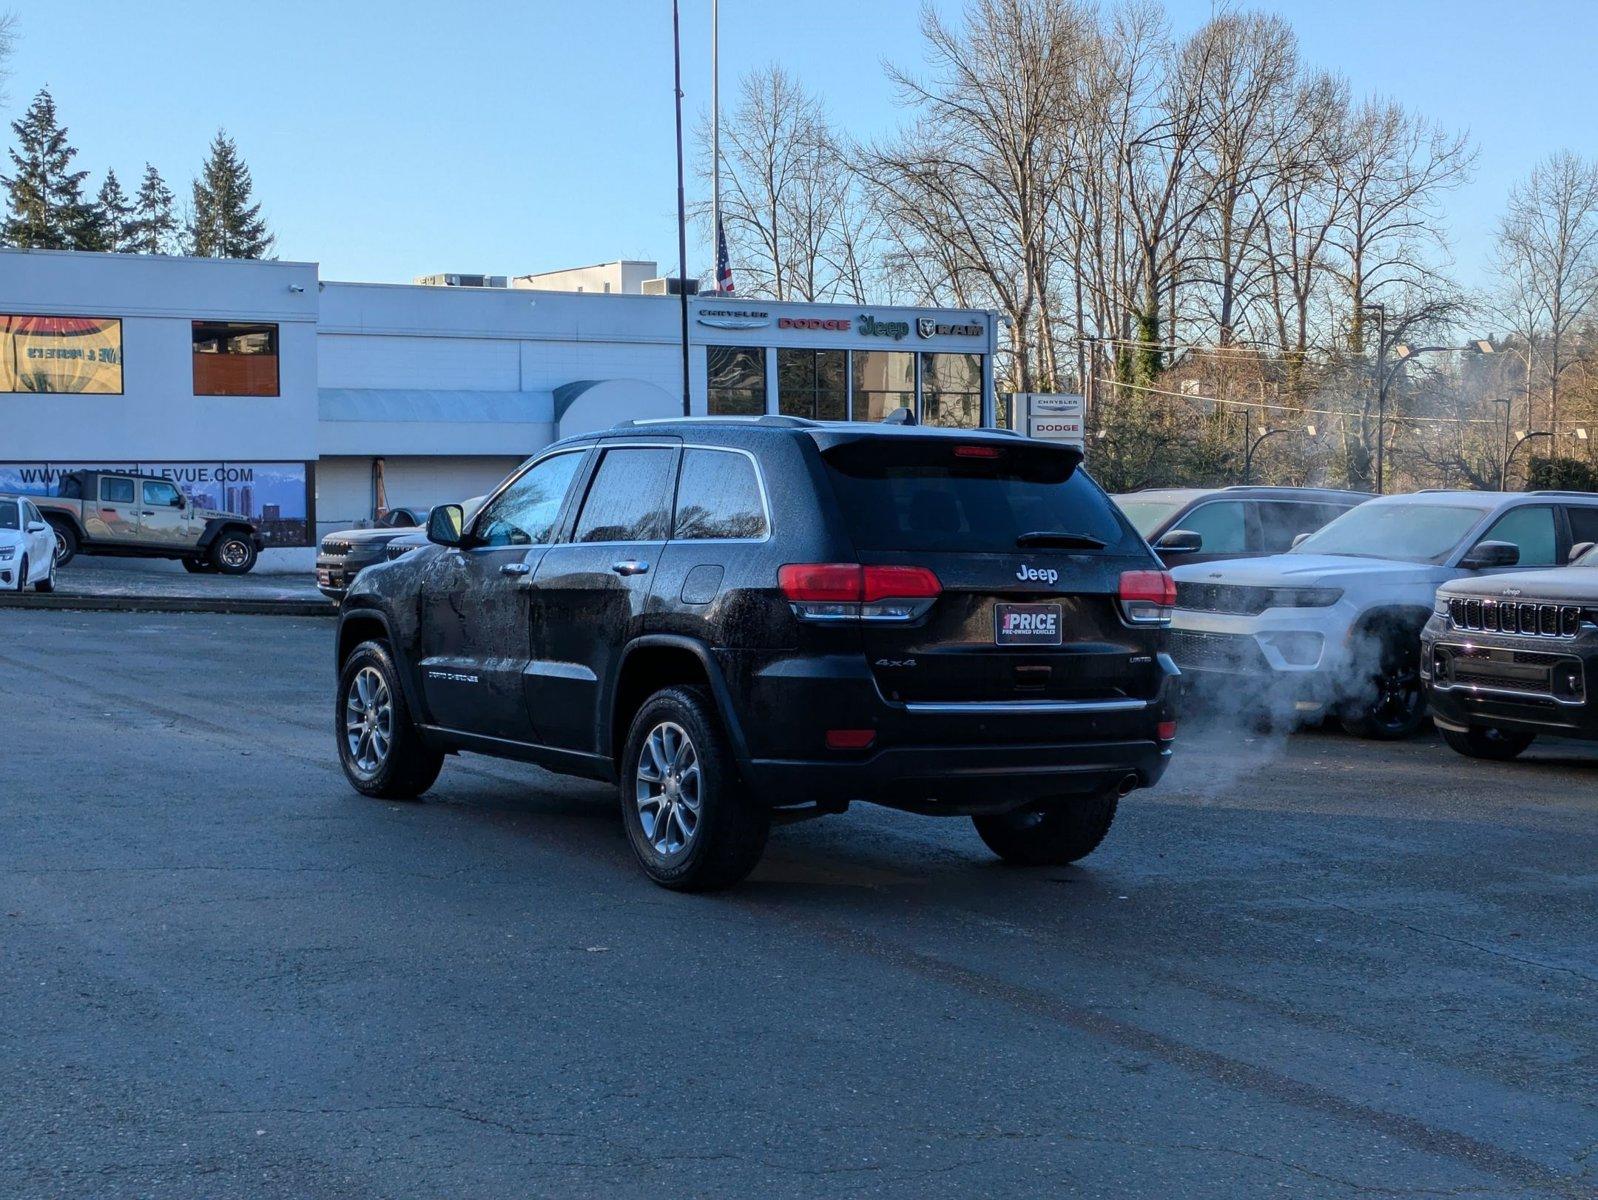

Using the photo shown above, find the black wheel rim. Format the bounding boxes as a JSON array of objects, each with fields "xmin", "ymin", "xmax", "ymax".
[{"xmin": 1367, "ymin": 663, "xmax": 1422, "ymax": 731}]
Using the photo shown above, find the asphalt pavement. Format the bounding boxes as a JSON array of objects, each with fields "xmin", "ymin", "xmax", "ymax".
[{"xmin": 1, "ymin": 610, "xmax": 1593, "ymax": 1199}]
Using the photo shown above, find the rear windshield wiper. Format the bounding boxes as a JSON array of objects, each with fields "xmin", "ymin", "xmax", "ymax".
[{"xmin": 1015, "ymin": 530, "xmax": 1107, "ymax": 550}]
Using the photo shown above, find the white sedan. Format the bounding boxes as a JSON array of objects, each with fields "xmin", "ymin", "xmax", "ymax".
[{"xmin": 0, "ymin": 494, "xmax": 57, "ymax": 592}]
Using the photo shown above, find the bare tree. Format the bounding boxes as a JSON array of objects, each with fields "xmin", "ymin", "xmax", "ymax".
[
  {"xmin": 866, "ymin": 0, "xmax": 1090, "ymax": 391},
  {"xmin": 1493, "ymin": 151, "xmax": 1598, "ymax": 442},
  {"xmin": 1331, "ymin": 97, "xmax": 1474, "ymax": 350}
]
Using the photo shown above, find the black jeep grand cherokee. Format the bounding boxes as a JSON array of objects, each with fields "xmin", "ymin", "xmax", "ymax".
[
  {"xmin": 333, "ymin": 416, "xmax": 1179, "ymax": 890},
  {"xmin": 1424, "ymin": 541, "xmax": 1598, "ymax": 760}
]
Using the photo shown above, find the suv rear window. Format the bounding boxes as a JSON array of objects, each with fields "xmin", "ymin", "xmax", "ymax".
[{"xmin": 821, "ymin": 438, "xmax": 1129, "ymax": 553}]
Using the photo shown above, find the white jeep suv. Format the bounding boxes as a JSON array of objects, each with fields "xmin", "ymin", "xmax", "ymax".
[{"xmin": 1168, "ymin": 490, "xmax": 1598, "ymax": 737}]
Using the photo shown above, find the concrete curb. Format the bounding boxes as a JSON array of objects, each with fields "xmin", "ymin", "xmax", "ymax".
[{"xmin": 0, "ymin": 593, "xmax": 336, "ymax": 617}]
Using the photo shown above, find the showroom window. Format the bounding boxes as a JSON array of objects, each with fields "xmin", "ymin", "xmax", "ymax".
[
  {"xmin": 0, "ymin": 314, "xmax": 123, "ymax": 393},
  {"xmin": 706, "ymin": 346, "xmax": 766, "ymax": 415},
  {"xmin": 920, "ymin": 353, "xmax": 982, "ymax": 428},
  {"xmin": 851, "ymin": 350, "xmax": 914, "ymax": 421},
  {"xmin": 193, "ymin": 321, "xmax": 279, "ymax": 396},
  {"xmin": 777, "ymin": 349, "xmax": 846, "ymax": 421}
]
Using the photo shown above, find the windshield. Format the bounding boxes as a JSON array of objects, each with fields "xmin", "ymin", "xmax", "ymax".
[
  {"xmin": 1112, "ymin": 495, "xmax": 1190, "ymax": 538},
  {"xmin": 823, "ymin": 438, "xmax": 1132, "ymax": 554},
  {"xmin": 1290, "ymin": 502, "xmax": 1488, "ymax": 564},
  {"xmin": 0, "ymin": 500, "xmax": 17, "ymax": 530}
]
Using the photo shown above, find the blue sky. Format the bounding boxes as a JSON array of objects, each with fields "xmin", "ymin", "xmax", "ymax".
[{"xmin": 4, "ymin": 0, "xmax": 1594, "ymax": 289}]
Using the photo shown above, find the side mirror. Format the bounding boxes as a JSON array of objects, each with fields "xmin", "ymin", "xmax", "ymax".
[
  {"xmin": 1291, "ymin": 531, "xmax": 1312, "ymax": 549},
  {"xmin": 1569, "ymin": 541, "xmax": 1594, "ymax": 564},
  {"xmin": 26, "ymin": 520, "xmax": 47, "ymax": 534},
  {"xmin": 427, "ymin": 503, "xmax": 466, "ymax": 547},
  {"xmin": 1155, "ymin": 529, "xmax": 1203, "ymax": 554},
  {"xmin": 1460, "ymin": 540, "xmax": 1520, "ymax": 571},
  {"xmin": 173, "ymin": 494, "xmax": 187, "ymax": 508}
]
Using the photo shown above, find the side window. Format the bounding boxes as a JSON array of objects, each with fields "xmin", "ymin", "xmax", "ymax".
[
  {"xmin": 1256, "ymin": 502, "xmax": 1325, "ymax": 552},
  {"xmin": 475, "ymin": 452, "xmax": 587, "ymax": 548},
  {"xmin": 574, "ymin": 447, "xmax": 678, "ymax": 543},
  {"xmin": 99, "ymin": 476, "xmax": 135, "ymax": 504},
  {"xmin": 1178, "ymin": 501, "xmax": 1248, "ymax": 554},
  {"xmin": 673, "ymin": 449, "xmax": 768, "ymax": 540},
  {"xmin": 1479, "ymin": 505, "xmax": 1557, "ymax": 566},
  {"xmin": 1565, "ymin": 505, "xmax": 1598, "ymax": 550},
  {"xmin": 142, "ymin": 480, "xmax": 183, "ymax": 507}
]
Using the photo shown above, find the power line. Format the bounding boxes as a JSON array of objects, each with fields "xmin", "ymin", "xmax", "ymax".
[{"xmin": 1100, "ymin": 376, "xmax": 1504, "ymax": 427}]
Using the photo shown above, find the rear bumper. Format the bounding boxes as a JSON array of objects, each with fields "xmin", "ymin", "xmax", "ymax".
[
  {"xmin": 725, "ymin": 649, "xmax": 1177, "ymax": 814},
  {"xmin": 746, "ymin": 738, "xmax": 1171, "ymax": 815}
]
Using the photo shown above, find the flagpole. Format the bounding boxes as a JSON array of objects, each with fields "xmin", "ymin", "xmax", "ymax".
[
  {"xmin": 712, "ymin": 0, "xmax": 720, "ymax": 292},
  {"xmin": 672, "ymin": 0, "xmax": 691, "ymax": 416}
]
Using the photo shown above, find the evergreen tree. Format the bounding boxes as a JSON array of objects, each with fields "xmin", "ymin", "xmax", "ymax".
[
  {"xmin": 1, "ymin": 87, "xmax": 93, "ymax": 249},
  {"xmin": 128, "ymin": 162, "xmax": 178, "ymax": 254},
  {"xmin": 188, "ymin": 129, "xmax": 273, "ymax": 258},
  {"xmin": 90, "ymin": 169, "xmax": 134, "ymax": 251}
]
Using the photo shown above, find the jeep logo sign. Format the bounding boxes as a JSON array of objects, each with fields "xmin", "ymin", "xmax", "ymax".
[
  {"xmin": 1016, "ymin": 564, "xmax": 1059, "ymax": 585},
  {"xmin": 857, "ymin": 314, "xmax": 910, "ymax": 341}
]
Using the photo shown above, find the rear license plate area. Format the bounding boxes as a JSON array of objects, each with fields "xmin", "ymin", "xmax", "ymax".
[{"xmin": 995, "ymin": 602, "xmax": 1062, "ymax": 646}]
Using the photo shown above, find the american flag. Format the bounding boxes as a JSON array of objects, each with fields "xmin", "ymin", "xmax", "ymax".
[{"xmin": 715, "ymin": 217, "xmax": 735, "ymax": 294}]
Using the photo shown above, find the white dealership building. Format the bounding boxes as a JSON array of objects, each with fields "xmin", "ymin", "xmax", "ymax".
[{"xmin": 0, "ymin": 248, "xmax": 998, "ymax": 548}]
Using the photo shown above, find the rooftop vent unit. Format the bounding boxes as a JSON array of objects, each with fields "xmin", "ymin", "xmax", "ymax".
[
  {"xmin": 642, "ymin": 276, "xmax": 700, "ymax": 296},
  {"xmin": 414, "ymin": 273, "xmax": 508, "ymax": 288}
]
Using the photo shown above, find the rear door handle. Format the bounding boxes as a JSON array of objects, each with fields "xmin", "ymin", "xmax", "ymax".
[
  {"xmin": 611, "ymin": 560, "xmax": 650, "ymax": 576},
  {"xmin": 500, "ymin": 562, "xmax": 531, "ymax": 576}
]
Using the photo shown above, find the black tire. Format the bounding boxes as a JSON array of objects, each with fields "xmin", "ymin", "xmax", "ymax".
[
  {"xmin": 1440, "ymin": 724, "xmax": 1535, "ymax": 761},
  {"xmin": 210, "ymin": 531, "xmax": 258, "ymax": 575},
  {"xmin": 336, "ymin": 640, "xmax": 444, "ymax": 799},
  {"xmin": 973, "ymin": 790, "xmax": 1120, "ymax": 866},
  {"xmin": 34, "ymin": 553, "xmax": 54, "ymax": 593},
  {"xmin": 50, "ymin": 522, "xmax": 76, "ymax": 567},
  {"xmin": 1339, "ymin": 633, "xmax": 1428, "ymax": 740},
  {"xmin": 619, "ymin": 685, "xmax": 769, "ymax": 891},
  {"xmin": 182, "ymin": 557, "xmax": 216, "ymax": 574},
  {"xmin": 12, "ymin": 554, "xmax": 26, "ymax": 592}
]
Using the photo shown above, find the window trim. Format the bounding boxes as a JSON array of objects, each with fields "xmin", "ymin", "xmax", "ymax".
[
  {"xmin": 1469, "ymin": 502, "xmax": 1562, "ymax": 568},
  {"xmin": 669, "ymin": 445, "xmax": 773, "ymax": 544},
  {"xmin": 98, "ymin": 475, "xmax": 137, "ymax": 504},
  {"xmin": 1, "ymin": 313, "xmax": 125, "ymax": 396},
  {"xmin": 1174, "ymin": 498, "xmax": 1254, "ymax": 555},
  {"xmin": 191, "ymin": 320, "xmax": 281, "ymax": 398},
  {"xmin": 464, "ymin": 446, "xmax": 595, "ymax": 550},
  {"xmin": 567, "ymin": 441, "xmax": 683, "ymax": 547}
]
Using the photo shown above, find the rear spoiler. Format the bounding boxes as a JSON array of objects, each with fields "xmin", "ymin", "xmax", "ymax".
[{"xmin": 812, "ymin": 430, "xmax": 1084, "ymax": 482}]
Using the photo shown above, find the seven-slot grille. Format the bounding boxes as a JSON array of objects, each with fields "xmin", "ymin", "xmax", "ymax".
[
  {"xmin": 1448, "ymin": 596, "xmax": 1583, "ymax": 638},
  {"xmin": 320, "ymin": 539, "xmax": 354, "ymax": 557},
  {"xmin": 1174, "ymin": 582, "xmax": 1272, "ymax": 615}
]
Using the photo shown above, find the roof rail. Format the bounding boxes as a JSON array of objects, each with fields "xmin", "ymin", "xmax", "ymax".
[
  {"xmin": 611, "ymin": 414, "xmax": 819, "ymax": 429},
  {"xmin": 1527, "ymin": 489, "xmax": 1598, "ymax": 497}
]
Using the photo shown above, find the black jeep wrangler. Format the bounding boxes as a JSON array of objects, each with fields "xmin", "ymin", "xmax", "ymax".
[{"xmin": 333, "ymin": 416, "xmax": 1179, "ymax": 890}]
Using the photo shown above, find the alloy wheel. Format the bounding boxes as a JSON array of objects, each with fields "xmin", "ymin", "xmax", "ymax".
[
  {"xmin": 634, "ymin": 721, "xmax": 702, "ymax": 858},
  {"xmin": 345, "ymin": 666, "xmax": 393, "ymax": 777},
  {"xmin": 220, "ymin": 539, "xmax": 250, "ymax": 569},
  {"xmin": 1368, "ymin": 663, "xmax": 1422, "ymax": 732}
]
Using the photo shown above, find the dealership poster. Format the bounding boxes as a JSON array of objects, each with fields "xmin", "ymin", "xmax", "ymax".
[
  {"xmin": 0, "ymin": 461, "xmax": 312, "ymax": 546},
  {"xmin": 0, "ymin": 316, "xmax": 123, "ymax": 393}
]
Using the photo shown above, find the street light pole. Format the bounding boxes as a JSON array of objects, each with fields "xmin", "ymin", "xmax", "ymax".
[
  {"xmin": 1243, "ymin": 427, "xmax": 1289, "ymax": 484},
  {"xmin": 671, "ymin": 0, "xmax": 692, "ymax": 417},
  {"xmin": 1504, "ymin": 430, "xmax": 1552, "ymax": 480},
  {"xmin": 1492, "ymin": 398, "xmax": 1513, "ymax": 489}
]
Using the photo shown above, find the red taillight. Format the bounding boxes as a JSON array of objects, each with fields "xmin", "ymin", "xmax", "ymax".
[
  {"xmin": 779, "ymin": 563, "xmax": 861, "ymax": 602},
  {"xmin": 780, "ymin": 563, "xmax": 941, "ymax": 622},
  {"xmin": 861, "ymin": 565, "xmax": 941, "ymax": 602},
  {"xmin": 1157, "ymin": 720, "xmax": 1177, "ymax": 741},
  {"xmin": 954, "ymin": 444, "xmax": 1001, "ymax": 459},
  {"xmin": 1119, "ymin": 570, "xmax": 1175, "ymax": 626},
  {"xmin": 825, "ymin": 728, "xmax": 876, "ymax": 750}
]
